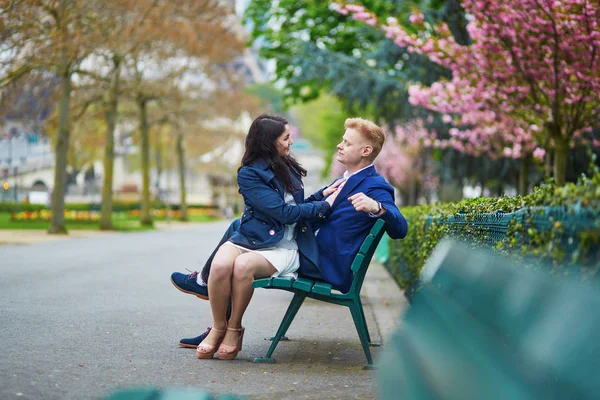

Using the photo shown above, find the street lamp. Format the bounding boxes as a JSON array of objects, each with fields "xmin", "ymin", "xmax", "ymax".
[{"xmin": 13, "ymin": 166, "xmax": 18, "ymax": 205}]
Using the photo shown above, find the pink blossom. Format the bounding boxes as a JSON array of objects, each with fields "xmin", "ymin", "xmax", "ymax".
[
  {"xmin": 344, "ymin": 4, "xmax": 365, "ymax": 13},
  {"xmin": 409, "ymin": 13, "xmax": 424, "ymax": 25},
  {"xmin": 533, "ymin": 147, "xmax": 546, "ymax": 161},
  {"xmin": 352, "ymin": 12, "xmax": 372, "ymax": 22}
]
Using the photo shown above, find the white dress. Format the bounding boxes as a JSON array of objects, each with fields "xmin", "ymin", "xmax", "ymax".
[{"xmin": 227, "ymin": 191, "xmax": 300, "ymax": 278}]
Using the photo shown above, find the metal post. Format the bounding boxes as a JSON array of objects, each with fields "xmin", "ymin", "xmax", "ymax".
[{"xmin": 13, "ymin": 166, "xmax": 18, "ymax": 209}]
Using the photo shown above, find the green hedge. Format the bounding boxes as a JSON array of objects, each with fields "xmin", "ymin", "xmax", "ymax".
[
  {"xmin": 389, "ymin": 168, "xmax": 600, "ymax": 298},
  {"xmin": 0, "ymin": 201, "xmax": 218, "ymax": 213}
]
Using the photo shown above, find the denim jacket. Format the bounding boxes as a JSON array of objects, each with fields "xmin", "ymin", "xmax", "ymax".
[{"xmin": 228, "ymin": 159, "xmax": 330, "ymax": 251}]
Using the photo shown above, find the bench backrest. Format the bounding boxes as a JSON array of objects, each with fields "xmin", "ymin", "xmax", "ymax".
[
  {"xmin": 378, "ymin": 239, "xmax": 600, "ymax": 399},
  {"xmin": 348, "ymin": 219, "xmax": 386, "ymax": 294}
]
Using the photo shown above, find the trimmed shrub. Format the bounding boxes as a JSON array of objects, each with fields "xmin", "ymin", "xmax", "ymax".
[{"xmin": 390, "ymin": 168, "xmax": 600, "ymax": 298}]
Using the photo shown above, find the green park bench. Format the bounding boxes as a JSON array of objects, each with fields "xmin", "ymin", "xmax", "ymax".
[
  {"xmin": 104, "ymin": 387, "xmax": 242, "ymax": 400},
  {"xmin": 252, "ymin": 218, "xmax": 387, "ymax": 367},
  {"xmin": 378, "ymin": 239, "xmax": 600, "ymax": 400}
]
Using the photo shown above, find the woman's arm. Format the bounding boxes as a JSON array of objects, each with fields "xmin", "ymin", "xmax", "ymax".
[
  {"xmin": 238, "ymin": 168, "xmax": 330, "ymax": 225},
  {"xmin": 305, "ymin": 178, "xmax": 345, "ymax": 202}
]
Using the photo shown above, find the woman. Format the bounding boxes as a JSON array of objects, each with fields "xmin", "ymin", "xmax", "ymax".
[{"xmin": 197, "ymin": 114, "xmax": 340, "ymax": 360}]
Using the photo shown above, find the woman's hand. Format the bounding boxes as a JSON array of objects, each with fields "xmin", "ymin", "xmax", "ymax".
[
  {"xmin": 325, "ymin": 179, "xmax": 346, "ymax": 207},
  {"xmin": 322, "ymin": 178, "xmax": 346, "ymax": 197}
]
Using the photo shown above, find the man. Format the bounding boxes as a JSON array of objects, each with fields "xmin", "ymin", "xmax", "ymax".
[{"xmin": 171, "ymin": 117, "xmax": 408, "ymax": 347}]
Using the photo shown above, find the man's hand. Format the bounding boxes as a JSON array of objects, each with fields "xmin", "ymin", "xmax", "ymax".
[{"xmin": 348, "ymin": 192, "xmax": 382, "ymax": 215}]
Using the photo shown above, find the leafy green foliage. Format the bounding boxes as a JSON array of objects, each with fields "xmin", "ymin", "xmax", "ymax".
[
  {"xmin": 245, "ymin": 83, "xmax": 287, "ymax": 115},
  {"xmin": 391, "ymin": 165, "xmax": 600, "ymax": 297},
  {"xmin": 244, "ymin": 0, "xmax": 454, "ymax": 123}
]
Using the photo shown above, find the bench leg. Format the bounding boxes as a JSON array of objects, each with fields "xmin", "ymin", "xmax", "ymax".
[
  {"xmin": 355, "ymin": 297, "xmax": 373, "ymax": 345},
  {"xmin": 355, "ymin": 298, "xmax": 381, "ymax": 347},
  {"xmin": 349, "ymin": 301, "xmax": 374, "ymax": 366},
  {"xmin": 254, "ymin": 292, "xmax": 306, "ymax": 364}
]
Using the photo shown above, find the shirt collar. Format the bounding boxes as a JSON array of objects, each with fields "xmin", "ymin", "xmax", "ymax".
[{"xmin": 343, "ymin": 164, "xmax": 374, "ymax": 180}]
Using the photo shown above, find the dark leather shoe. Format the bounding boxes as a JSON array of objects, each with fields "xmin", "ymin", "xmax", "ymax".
[
  {"xmin": 170, "ymin": 271, "xmax": 209, "ymax": 300},
  {"xmin": 179, "ymin": 328, "xmax": 211, "ymax": 348}
]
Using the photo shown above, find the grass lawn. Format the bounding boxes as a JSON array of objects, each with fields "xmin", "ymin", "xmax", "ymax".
[{"xmin": 0, "ymin": 212, "xmax": 221, "ymax": 231}]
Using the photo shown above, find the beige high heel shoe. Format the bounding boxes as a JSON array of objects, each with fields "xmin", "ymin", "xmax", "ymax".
[
  {"xmin": 196, "ymin": 327, "xmax": 226, "ymax": 359},
  {"xmin": 217, "ymin": 327, "xmax": 245, "ymax": 360}
]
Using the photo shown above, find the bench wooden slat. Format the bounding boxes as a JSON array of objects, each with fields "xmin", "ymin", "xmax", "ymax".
[
  {"xmin": 359, "ymin": 235, "xmax": 375, "ymax": 255},
  {"xmin": 311, "ymin": 281, "xmax": 332, "ymax": 296},
  {"xmin": 350, "ymin": 253, "xmax": 366, "ymax": 273},
  {"xmin": 104, "ymin": 388, "xmax": 222, "ymax": 399},
  {"xmin": 252, "ymin": 277, "xmax": 272, "ymax": 289},
  {"xmin": 271, "ymin": 276, "xmax": 295, "ymax": 288},
  {"xmin": 292, "ymin": 277, "xmax": 315, "ymax": 292}
]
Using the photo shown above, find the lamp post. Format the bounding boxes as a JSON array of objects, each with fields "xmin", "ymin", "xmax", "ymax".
[
  {"xmin": 13, "ymin": 166, "xmax": 18, "ymax": 207},
  {"xmin": 1, "ymin": 167, "xmax": 8, "ymax": 203}
]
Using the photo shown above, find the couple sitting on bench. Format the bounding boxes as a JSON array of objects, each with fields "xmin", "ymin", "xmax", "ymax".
[{"xmin": 170, "ymin": 114, "xmax": 408, "ymax": 361}]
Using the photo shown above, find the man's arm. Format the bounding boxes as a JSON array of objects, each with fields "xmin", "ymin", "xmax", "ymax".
[{"xmin": 348, "ymin": 188, "xmax": 408, "ymax": 239}]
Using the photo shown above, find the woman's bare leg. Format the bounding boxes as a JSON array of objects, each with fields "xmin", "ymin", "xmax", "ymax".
[
  {"xmin": 202, "ymin": 243, "xmax": 240, "ymax": 346},
  {"xmin": 221, "ymin": 253, "xmax": 276, "ymax": 347}
]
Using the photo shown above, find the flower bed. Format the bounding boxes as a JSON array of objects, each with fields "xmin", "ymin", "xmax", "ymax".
[
  {"xmin": 128, "ymin": 208, "xmax": 220, "ymax": 218},
  {"xmin": 10, "ymin": 210, "xmax": 100, "ymax": 223}
]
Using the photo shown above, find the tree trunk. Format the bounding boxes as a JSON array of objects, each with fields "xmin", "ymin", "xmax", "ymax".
[
  {"xmin": 138, "ymin": 98, "xmax": 153, "ymax": 226},
  {"xmin": 544, "ymin": 149, "xmax": 553, "ymax": 179},
  {"xmin": 100, "ymin": 56, "xmax": 121, "ymax": 230},
  {"xmin": 518, "ymin": 154, "xmax": 530, "ymax": 195},
  {"xmin": 496, "ymin": 180, "xmax": 504, "ymax": 197},
  {"xmin": 408, "ymin": 178, "xmax": 417, "ymax": 206},
  {"xmin": 48, "ymin": 66, "xmax": 71, "ymax": 234},
  {"xmin": 155, "ymin": 129, "xmax": 162, "ymax": 200},
  {"xmin": 176, "ymin": 131, "xmax": 188, "ymax": 221},
  {"xmin": 554, "ymin": 138, "xmax": 568, "ymax": 185}
]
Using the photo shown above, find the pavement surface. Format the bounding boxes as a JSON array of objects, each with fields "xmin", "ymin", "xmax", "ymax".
[{"xmin": 0, "ymin": 220, "xmax": 408, "ymax": 400}]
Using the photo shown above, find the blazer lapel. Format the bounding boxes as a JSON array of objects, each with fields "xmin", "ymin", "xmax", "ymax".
[{"xmin": 333, "ymin": 165, "xmax": 375, "ymax": 207}]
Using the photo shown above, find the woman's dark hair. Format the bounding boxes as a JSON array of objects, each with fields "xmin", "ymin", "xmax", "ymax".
[{"xmin": 239, "ymin": 114, "xmax": 306, "ymax": 193}]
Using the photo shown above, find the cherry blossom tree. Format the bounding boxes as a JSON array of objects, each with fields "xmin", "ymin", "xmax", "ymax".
[
  {"xmin": 376, "ymin": 119, "xmax": 438, "ymax": 205},
  {"xmin": 338, "ymin": 0, "xmax": 600, "ymax": 185}
]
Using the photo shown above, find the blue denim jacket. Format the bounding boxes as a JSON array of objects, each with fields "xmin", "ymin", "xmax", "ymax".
[{"xmin": 228, "ymin": 159, "xmax": 330, "ymax": 253}]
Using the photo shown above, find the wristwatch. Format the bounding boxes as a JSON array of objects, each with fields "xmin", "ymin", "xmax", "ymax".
[{"xmin": 369, "ymin": 201, "xmax": 382, "ymax": 217}]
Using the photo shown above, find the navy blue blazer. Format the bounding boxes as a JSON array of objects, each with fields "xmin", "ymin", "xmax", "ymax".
[
  {"xmin": 300, "ymin": 165, "xmax": 408, "ymax": 293},
  {"xmin": 228, "ymin": 159, "xmax": 330, "ymax": 270}
]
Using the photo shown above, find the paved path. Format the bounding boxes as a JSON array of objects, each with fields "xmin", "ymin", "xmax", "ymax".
[{"xmin": 0, "ymin": 221, "xmax": 407, "ymax": 400}]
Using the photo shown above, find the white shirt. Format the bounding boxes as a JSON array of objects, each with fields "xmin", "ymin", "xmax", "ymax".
[
  {"xmin": 277, "ymin": 191, "xmax": 298, "ymax": 250},
  {"xmin": 343, "ymin": 164, "xmax": 374, "ymax": 180}
]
